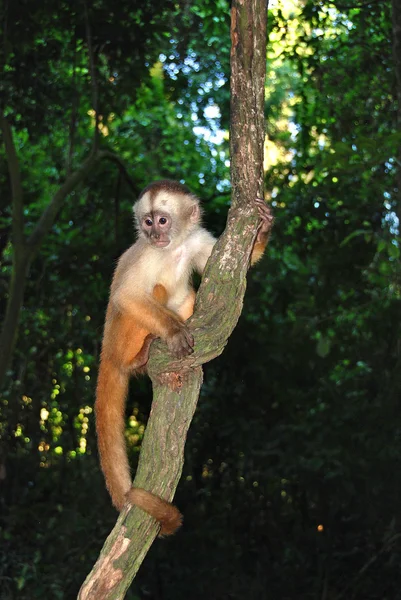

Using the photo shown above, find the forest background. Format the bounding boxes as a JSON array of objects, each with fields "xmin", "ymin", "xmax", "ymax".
[{"xmin": 1, "ymin": 0, "xmax": 400, "ymax": 598}]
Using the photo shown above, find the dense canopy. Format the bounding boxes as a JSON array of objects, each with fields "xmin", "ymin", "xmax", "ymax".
[{"xmin": 1, "ymin": 0, "xmax": 400, "ymax": 598}]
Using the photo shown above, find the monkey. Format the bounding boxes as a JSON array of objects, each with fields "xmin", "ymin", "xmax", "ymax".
[{"xmin": 95, "ymin": 180, "xmax": 273, "ymax": 536}]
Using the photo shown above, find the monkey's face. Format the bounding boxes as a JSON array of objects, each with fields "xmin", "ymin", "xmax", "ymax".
[
  {"xmin": 134, "ymin": 183, "xmax": 201, "ymax": 248},
  {"xmin": 141, "ymin": 211, "xmax": 172, "ymax": 248}
]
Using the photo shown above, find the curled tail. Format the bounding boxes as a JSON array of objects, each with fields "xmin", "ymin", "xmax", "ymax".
[
  {"xmin": 95, "ymin": 357, "xmax": 182, "ymax": 535},
  {"xmin": 127, "ymin": 488, "xmax": 182, "ymax": 536}
]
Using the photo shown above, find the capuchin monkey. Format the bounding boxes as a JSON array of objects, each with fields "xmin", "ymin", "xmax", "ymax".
[{"xmin": 95, "ymin": 180, "xmax": 273, "ymax": 535}]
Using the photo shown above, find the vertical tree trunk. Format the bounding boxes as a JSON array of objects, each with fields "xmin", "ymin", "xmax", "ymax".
[
  {"xmin": 0, "ymin": 253, "xmax": 30, "ymax": 384},
  {"xmin": 78, "ymin": 0, "xmax": 269, "ymax": 598},
  {"xmin": 0, "ymin": 127, "xmax": 102, "ymax": 389},
  {"xmin": 230, "ymin": 0, "xmax": 267, "ymax": 211},
  {"xmin": 0, "ymin": 114, "xmax": 28, "ymax": 386}
]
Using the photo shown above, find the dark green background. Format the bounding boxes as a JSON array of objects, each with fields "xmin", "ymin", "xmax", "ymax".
[{"xmin": 1, "ymin": 0, "xmax": 400, "ymax": 598}]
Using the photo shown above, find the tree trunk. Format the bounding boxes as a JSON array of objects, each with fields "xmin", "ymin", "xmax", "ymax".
[
  {"xmin": 78, "ymin": 0, "xmax": 269, "ymax": 597},
  {"xmin": 0, "ymin": 252, "xmax": 30, "ymax": 384},
  {"xmin": 0, "ymin": 124, "xmax": 112, "ymax": 388}
]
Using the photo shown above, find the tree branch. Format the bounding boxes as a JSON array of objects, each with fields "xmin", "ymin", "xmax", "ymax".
[
  {"xmin": 100, "ymin": 151, "xmax": 140, "ymax": 197},
  {"xmin": 323, "ymin": 0, "xmax": 382, "ymax": 10},
  {"xmin": 67, "ymin": 22, "xmax": 79, "ymax": 176},
  {"xmin": 78, "ymin": 0, "xmax": 270, "ymax": 597},
  {"xmin": 26, "ymin": 151, "xmax": 101, "ymax": 255},
  {"xmin": 0, "ymin": 114, "xmax": 25, "ymax": 255},
  {"xmin": 83, "ymin": 0, "xmax": 100, "ymax": 152},
  {"xmin": 335, "ymin": 533, "xmax": 401, "ymax": 599},
  {"xmin": 0, "ymin": 146, "xmax": 127, "ymax": 387}
]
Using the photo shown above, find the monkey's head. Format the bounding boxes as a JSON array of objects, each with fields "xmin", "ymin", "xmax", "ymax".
[{"xmin": 134, "ymin": 180, "xmax": 201, "ymax": 249}]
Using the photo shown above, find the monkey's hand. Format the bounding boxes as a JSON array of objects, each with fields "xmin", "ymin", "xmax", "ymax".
[
  {"xmin": 255, "ymin": 197, "xmax": 274, "ymax": 243},
  {"xmin": 167, "ymin": 323, "xmax": 194, "ymax": 358}
]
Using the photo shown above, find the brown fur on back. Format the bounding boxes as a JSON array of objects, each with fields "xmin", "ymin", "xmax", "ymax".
[{"xmin": 138, "ymin": 180, "xmax": 192, "ymax": 201}]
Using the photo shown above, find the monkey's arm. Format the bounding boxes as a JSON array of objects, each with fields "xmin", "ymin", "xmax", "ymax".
[
  {"xmin": 192, "ymin": 229, "xmax": 217, "ymax": 274},
  {"xmin": 193, "ymin": 200, "xmax": 273, "ymax": 271},
  {"xmin": 113, "ymin": 288, "xmax": 194, "ymax": 357}
]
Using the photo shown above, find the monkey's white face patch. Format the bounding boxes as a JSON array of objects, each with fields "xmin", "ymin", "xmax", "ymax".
[
  {"xmin": 135, "ymin": 191, "xmax": 152, "ymax": 216},
  {"xmin": 135, "ymin": 191, "xmax": 185, "ymax": 220},
  {"xmin": 134, "ymin": 190, "xmax": 190, "ymax": 222},
  {"xmin": 152, "ymin": 191, "xmax": 184, "ymax": 213}
]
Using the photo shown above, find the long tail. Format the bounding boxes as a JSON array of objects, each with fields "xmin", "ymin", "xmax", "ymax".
[
  {"xmin": 95, "ymin": 357, "xmax": 182, "ymax": 535},
  {"xmin": 96, "ymin": 357, "xmax": 131, "ymax": 510}
]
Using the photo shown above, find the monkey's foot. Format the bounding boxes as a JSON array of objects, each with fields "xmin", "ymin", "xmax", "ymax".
[
  {"xmin": 255, "ymin": 198, "xmax": 274, "ymax": 233},
  {"xmin": 167, "ymin": 324, "xmax": 194, "ymax": 358}
]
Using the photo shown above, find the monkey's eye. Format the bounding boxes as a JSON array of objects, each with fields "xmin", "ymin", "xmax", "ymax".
[
  {"xmin": 144, "ymin": 218, "xmax": 153, "ymax": 227},
  {"xmin": 159, "ymin": 217, "xmax": 167, "ymax": 225}
]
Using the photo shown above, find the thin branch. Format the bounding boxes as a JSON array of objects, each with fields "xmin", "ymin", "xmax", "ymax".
[
  {"xmin": 83, "ymin": 0, "xmax": 100, "ymax": 151},
  {"xmin": 335, "ymin": 534, "xmax": 401, "ymax": 599},
  {"xmin": 0, "ymin": 108, "xmax": 134, "ymax": 387},
  {"xmin": 1, "ymin": 0, "xmax": 10, "ymax": 71},
  {"xmin": 27, "ymin": 151, "xmax": 101, "ymax": 255},
  {"xmin": 67, "ymin": 21, "xmax": 79, "ymax": 176},
  {"xmin": 322, "ymin": 0, "xmax": 382, "ymax": 10},
  {"xmin": 100, "ymin": 151, "xmax": 140, "ymax": 197},
  {"xmin": 25, "ymin": 150, "xmax": 134, "ymax": 256}
]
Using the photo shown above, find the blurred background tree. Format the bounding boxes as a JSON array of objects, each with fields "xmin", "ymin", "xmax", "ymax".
[{"xmin": 0, "ymin": 0, "xmax": 400, "ymax": 598}]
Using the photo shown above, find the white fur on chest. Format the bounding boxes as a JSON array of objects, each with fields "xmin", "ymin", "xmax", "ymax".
[
  {"xmin": 156, "ymin": 244, "xmax": 192, "ymax": 310},
  {"xmin": 170, "ymin": 244, "xmax": 190, "ymax": 279},
  {"xmin": 138, "ymin": 243, "xmax": 192, "ymax": 292}
]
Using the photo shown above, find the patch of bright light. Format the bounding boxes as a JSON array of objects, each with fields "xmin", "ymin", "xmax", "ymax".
[
  {"xmin": 204, "ymin": 105, "xmax": 221, "ymax": 119},
  {"xmin": 193, "ymin": 126, "xmax": 224, "ymax": 145}
]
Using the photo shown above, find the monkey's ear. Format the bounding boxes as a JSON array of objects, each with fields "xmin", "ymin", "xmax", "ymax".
[{"xmin": 190, "ymin": 203, "xmax": 201, "ymax": 223}]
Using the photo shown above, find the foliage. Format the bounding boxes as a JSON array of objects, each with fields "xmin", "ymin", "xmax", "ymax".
[{"xmin": 1, "ymin": 0, "xmax": 401, "ymax": 598}]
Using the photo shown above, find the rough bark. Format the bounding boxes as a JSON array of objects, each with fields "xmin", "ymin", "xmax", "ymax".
[{"xmin": 78, "ymin": 0, "xmax": 269, "ymax": 598}]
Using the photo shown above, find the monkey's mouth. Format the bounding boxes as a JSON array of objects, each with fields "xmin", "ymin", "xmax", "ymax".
[{"xmin": 152, "ymin": 239, "xmax": 170, "ymax": 248}]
